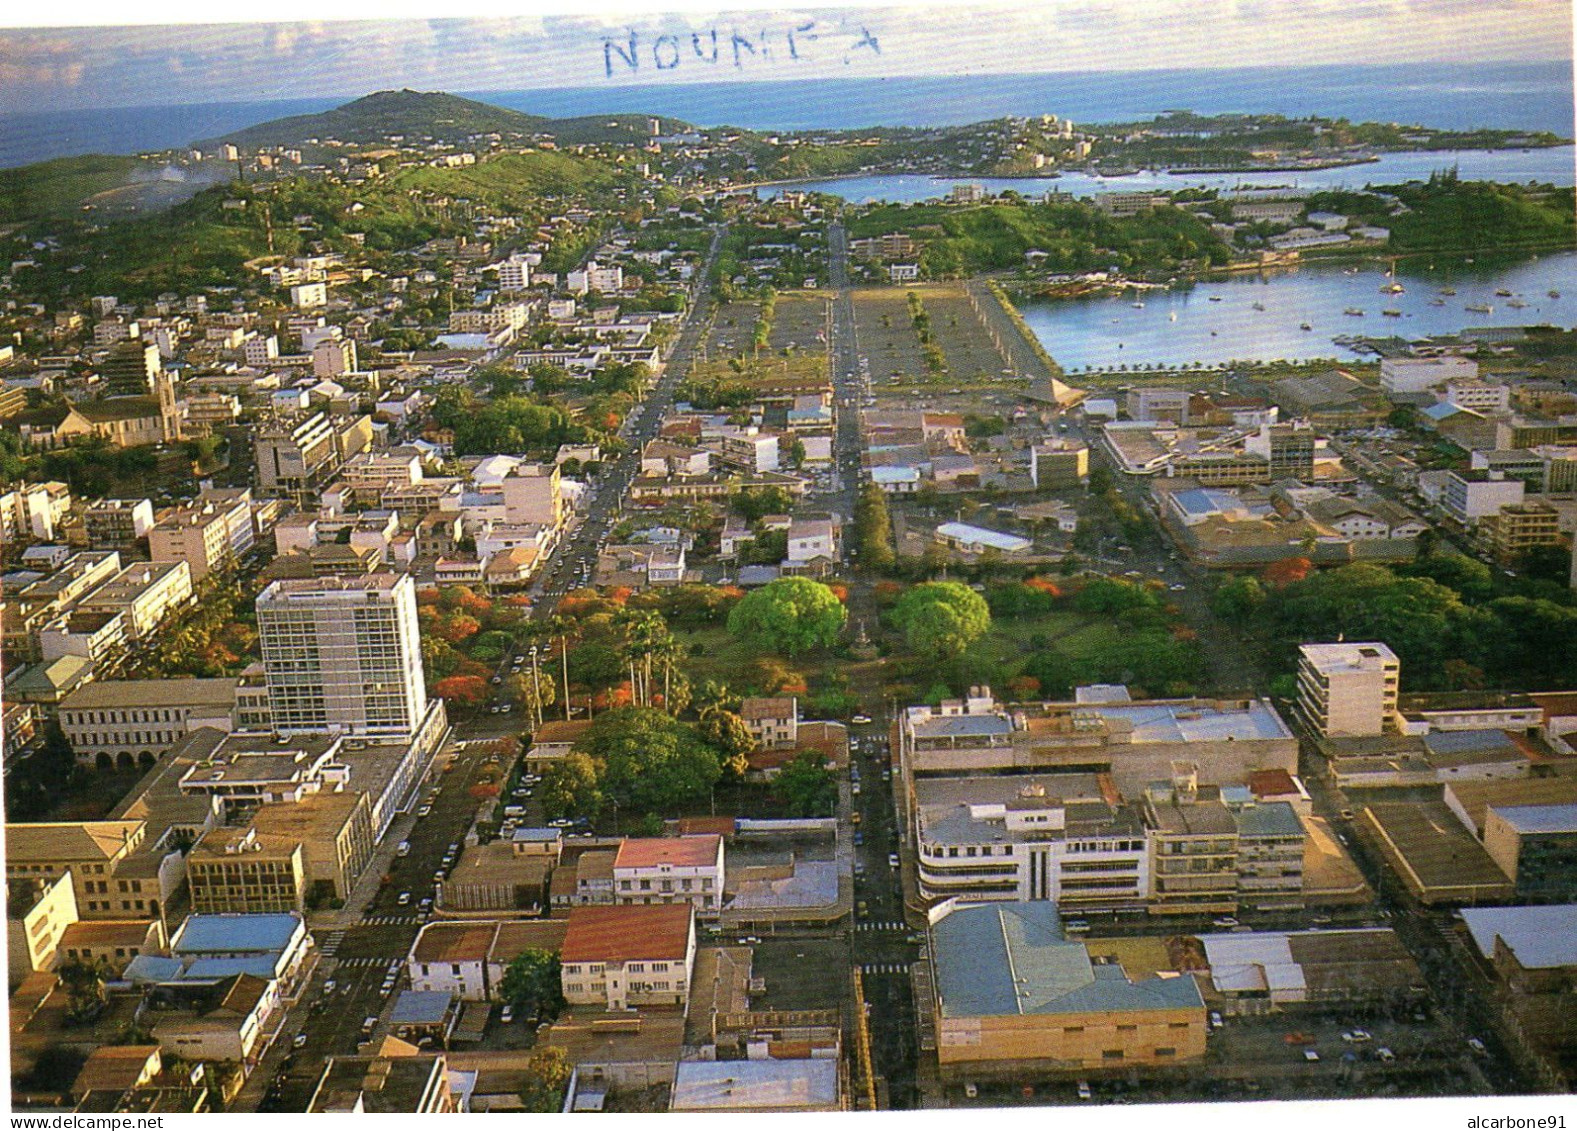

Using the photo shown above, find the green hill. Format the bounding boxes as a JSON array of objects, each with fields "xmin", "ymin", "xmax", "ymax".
[
  {"xmin": 0, "ymin": 154, "xmax": 147, "ymax": 223},
  {"xmin": 200, "ymin": 89, "xmax": 690, "ymax": 150}
]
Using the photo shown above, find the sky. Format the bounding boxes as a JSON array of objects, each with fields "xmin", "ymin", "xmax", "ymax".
[{"xmin": 0, "ymin": 0, "xmax": 1571, "ymax": 113}]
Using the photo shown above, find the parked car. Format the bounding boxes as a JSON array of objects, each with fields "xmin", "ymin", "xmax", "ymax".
[
  {"xmin": 396, "ymin": 841, "xmax": 411, "ymax": 857},
  {"xmin": 1303, "ymin": 1049, "xmax": 1321, "ymax": 1062},
  {"xmin": 1343, "ymin": 1029, "xmax": 1372, "ymax": 1043},
  {"xmin": 1076, "ymin": 1081, "xmax": 1092, "ymax": 1101},
  {"xmin": 397, "ymin": 891, "xmax": 412, "ymax": 906},
  {"xmin": 416, "ymin": 804, "xmax": 433, "ymax": 818},
  {"xmin": 888, "ymin": 853, "xmax": 900, "ymax": 869},
  {"xmin": 1376, "ymin": 1047, "xmax": 1396, "ymax": 1063},
  {"xmin": 1209, "ymin": 1011, "xmax": 1223, "ymax": 1030},
  {"xmin": 1212, "ymin": 916, "xmax": 1239, "ymax": 929},
  {"xmin": 851, "ymin": 714, "xmax": 873, "ymax": 725},
  {"xmin": 501, "ymin": 1005, "xmax": 515, "ymax": 1024},
  {"xmin": 293, "ymin": 1032, "xmax": 309, "ymax": 1049},
  {"xmin": 1467, "ymin": 1037, "xmax": 1488, "ymax": 1056},
  {"xmin": 1283, "ymin": 1032, "xmax": 1316, "ymax": 1046}
]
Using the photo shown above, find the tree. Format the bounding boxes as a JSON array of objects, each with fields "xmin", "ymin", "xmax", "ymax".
[
  {"xmin": 59, "ymin": 957, "xmax": 111, "ymax": 1024},
  {"xmin": 890, "ymin": 581, "xmax": 991, "ymax": 658},
  {"xmin": 698, "ymin": 709, "xmax": 756, "ymax": 779},
  {"xmin": 853, "ymin": 483, "xmax": 896, "ymax": 573},
  {"xmin": 775, "ymin": 749, "xmax": 837, "ymax": 817},
  {"xmin": 574, "ymin": 707, "xmax": 722, "ymax": 814},
  {"xmin": 727, "ymin": 578, "xmax": 847, "ymax": 656},
  {"xmin": 1211, "ymin": 575, "xmax": 1266, "ymax": 621},
  {"xmin": 518, "ymin": 1046, "xmax": 573, "ymax": 1112},
  {"xmin": 499, "ymin": 949, "xmax": 565, "ymax": 1022},
  {"xmin": 538, "ymin": 751, "xmax": 604, "ymax": 821},
  {"xmin": 433, "ymin": 675, "xmax": 488, "ymax": 705}
]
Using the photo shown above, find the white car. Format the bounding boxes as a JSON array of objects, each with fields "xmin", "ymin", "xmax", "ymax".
[
  {"xmin": 397, "ymin": 891, "xmax": 411, "ymax": 906},
  {"xmin": 851, "ymin": 714, "xmax": 873, "ymax": 725},
  {"xmin": 293, "ymin": 1032, "xmax": 309, "ymax": 1048}
]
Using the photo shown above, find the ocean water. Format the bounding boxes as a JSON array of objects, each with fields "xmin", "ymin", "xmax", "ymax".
[{"xmin": 1, "ymin": 60, "xmax": 1571, "ymax": 169}]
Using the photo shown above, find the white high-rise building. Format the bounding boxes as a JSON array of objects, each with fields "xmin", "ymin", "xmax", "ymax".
[
  {"xmin": 256, "ymin": 574, "xmax": 428, "ymax": 738},
  {"xmin": 497, "ymin": 255, "xmax": 532, "ymax": 292},
  {"xmin": 1296, "ymin": 642, "xmax": 1399, "ymax": 738}
]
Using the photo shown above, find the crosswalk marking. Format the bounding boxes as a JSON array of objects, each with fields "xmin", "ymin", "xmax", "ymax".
[
  {"xmin": 318, "ymin": 930, "xmax": 347, "ymax": 957},
  {"xmin": 357, "ymin": 915, "xmax": 425, "ymax": 927},
  {"xmin": 855, "ymin": 921, "xmax": 907, "ymax": 932},
  {"xmin": 333, "ymin": 955, "xmax": 407, "ymax": 968},
  {"xmin": 858, "ymin": 963, "xmax": 913, "ymax": 975}
]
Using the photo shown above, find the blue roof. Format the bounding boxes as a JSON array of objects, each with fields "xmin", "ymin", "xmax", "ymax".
[
  {"xmin": 1490, "ymin": 803, "xmax": 1577, "ymax": 835},
  {"xmin": 931, "ymin": 901, "xmax": 1202, "ymax": 1018},
  {"xmin": 123, "ymin": 955, "xmax": 184, "ymax": 984},
  {"xmin": 180, "ymin": 957, "xmax": 281, "ymax": 981},
  {"xmin": 1423, "ymin": 729, "xmax": 1519, "ymax": 757},
  {"xmin": 391, "ymin": 990, "xmax": 454, "ymax": 1024},
  {"xmin": 1461, "ymin": 905, "xmax": 1577, "ymax": 968},
  {"xmin": 1421, "ymin": 401, "xmax": 1463, "ymax": 421},
  {"xmin": 172, "ymin": 913, "xmax": 303, "ymax": 956}
]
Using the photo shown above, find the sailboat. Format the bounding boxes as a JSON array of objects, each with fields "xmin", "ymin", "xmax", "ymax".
[
  {"xmin": 1169, "ymin": 311, "xmax": 1177, "ymax": 322},
  {"xmin": 1380, "ymin": 259, "xmax": 1404, "ymax": 294}
]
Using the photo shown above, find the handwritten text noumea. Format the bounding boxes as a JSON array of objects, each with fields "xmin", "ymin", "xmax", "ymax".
[{"xmin": 604, "ymin": 22, "xmax": 880, "ymax": 78}]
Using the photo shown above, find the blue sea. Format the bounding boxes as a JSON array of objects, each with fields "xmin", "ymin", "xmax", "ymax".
[{"xmin": 1, "ymin": 60, "xmax": 1572, "ymax": 169}]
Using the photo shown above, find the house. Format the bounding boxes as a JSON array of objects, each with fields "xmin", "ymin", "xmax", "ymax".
[
  {"xmin": 740, "ymin": 697, "xmax": 799, "ymax": 748},
  {"xmin": 149, "ymin": 972, "xmax": 279, "ymax": 1071},
  {"xmin": 559, "ymin": 904, "xmax": 697, "ymax": 1011},
  {"xmin": 611, "ymin": 836, "xmax": 726, "ymax": 913}
]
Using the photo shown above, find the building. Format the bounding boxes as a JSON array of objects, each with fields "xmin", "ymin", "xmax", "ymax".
[
  {"xmin": 1379, "ymin": 356, "xmax": 1478, "ymax": 396},
  {"xmin": 1242, "ymin": 423, "xmax": 1316, "ymax": 480},
  {"xmin": 559, "ymin": 903, "xmax": 697, "ymax": 1011},
  {"xmin": 187, "ymin": 826, "xmax": 308, "ymax": 914},
  {"xmin": 1030, "ymin": 440, "xmax": 1089, "ymax": 489},
  {"xmin": 290, "ymin": 282, "xmax": 327, "ymax": 309},
  {"xmin": 497, "ymin": 254, "xmax": 532, "ymax": 291},
  {"xmin": 83, "ymin": 498, "xmax": 155, "ymax": 548},
  {"xmin": 256, "ymin": 573, "xmax": 429, "ymax": 738},
  {"xmin": 1459, "ymin": 905, "xmax": 1577, "ymax": 1065},
  {"xmin": 1126, "ymin": 387, "xmax": 1191, "ymax": 424},
  {"xmin": 669, "ymin": 1059, "xmax": 843, "ymax": 1112},
  {"xmin": 1443, "ymin": 470, "xmax": 1524, "ymax": 525},
  {"xmin": 1296, "ymin": 642, "xmax": 1399, "ymax": 738},
  {"xmin": 148, "ymin": 497, "xmax": 255, "ymax": 582},
  {"xmin": 898, "ymin": 687, "xmax": 1297, "ymax": 796},
  {"xmin": 1445, "ymin": 378, "xmax": 1511, "ymax": 415},
  {"xmin": 59, "ymin": 678, "xmax": 241, "ymax": 770},
  {"xmin": 611, "ymin": 836, "xmax": 726, "ymax": 913},
  {"xmin": 6, "ymin": 873, "xmax": 78, "ymax": 988},
  {"xmin": 1483, "ymin": 501, "xmax": 1562, "ymax": 564},
  {"xmin": 100, "ymin": 341, "xmax": 161, "ymax": 396},
  {"xmin": 500, "ymin": 463, "xmax": 564, "ymax": 528},
  {"xmin": 740, "ymin": 697, "xmax": 798, "ymax": 749},
  {"xmin": 312, "ymin": 338, "xmax": 358, "ymax": 379},
  {"xmin": 254, "ymin": 412, "xmax": 372, "ymax": 503},
  {"xmin": 929, "ymin": 901, "xmax": 1206, "ymax": 1079},
  {"xmin": 934, "ymin": 522, "xmax": 1032, "ymax": 556},
  {"xmin": 249, "ymin": 792, "xmax": 375, "ymax": 903},
  {"xmin": 1198, "ymin": 928, "xmax": 1424, "ymax": 1014},
  {"xmin": 1482, "ymin": 804, "xmax": 1577, "ymax": 902},
  {"xmin": 913, "ymin": 773, "xmax": 1149, "ymax": 908},
  {"xmin": 307, "ymin": 1054, "xmax": 456, "ymax": 1113},
  {"xmin": 4, "ymin": 819, "xmax": 179, "ymax": 920}
]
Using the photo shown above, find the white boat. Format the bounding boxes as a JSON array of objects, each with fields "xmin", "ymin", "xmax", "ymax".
[
  {"xmin": 1131, "ymin": 301, "xmax": 1145, "ymax": 309},
  {"xmin": 1169, "ymin": 312, "xmax": 1177, "ymax": 322},
  {"xmin": 1344, "ymin": 307, "xmax": 1365, "ymax": 316},
  {"xmin": 1465, "ymin": 303, "xmax": 1493, "ymax": 314}
]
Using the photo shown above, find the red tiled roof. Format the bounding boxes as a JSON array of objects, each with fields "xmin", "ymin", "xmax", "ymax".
[
  {"xmin": 560, "ymin": 904, "xmax": 692, "ymax": 964},
  {"xmin": 613, "ymin": 835, "xmax": 721, "ymax": 870}
]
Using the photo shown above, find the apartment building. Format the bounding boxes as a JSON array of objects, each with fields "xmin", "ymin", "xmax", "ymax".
[
  {"xmin": 1126, "ymin": 387, "xmax": 1191, "ymax": 424},
  {"xmin": 500, "ymin": 462, "xmax": 564, "ymax": 528},
  {"xmin": 4, "ymin": 819, "xmax": 178, "ymax": 920},
  {"xmin": 497, "ymin": 254, "xmax": 532, "ymax": 291},
  {"xmin": 83, "ymin": 498, "xmax": 155, "ymax": 548},
  {"xmin": 59, "ymin": 677, "xmax": 240, "ymax": 769},
  {"xmin": 740, "ymin": 697, "xmax": 799, "ymax": 749},
  {"xmin": 255, "ymin": 412, "xmax": 373, "ymax": 502},
  {"xmin": 611, "ymin": 835, "xmax": 726, "ymax": 913},
  {"xmin": 558, "ymin": 904, "xmax": 696, "ymax": 1011},
  {"xmin": 1296, "ymin": 642, "xmax": 1399, "ymax": 738},
  {"xmin": 77, "ymin": 559, "xmax": 194, "ymax": 641},
  {"xmin": 148, "ymin": 496, "xmax": 255, "ymax": 581},
  {"xmin": 1143, "ymin": 785, "xmax": 1240, "ymax": 916},
  {"xmin": 1483, "ymin": 501, "xmax": 1562, "ymax": 564},
  {"xmin": 1030, "ymin": 440, "xmax": 1089, "ymax": 489},
  {"xmin": 914, "ymin": 774, "xmax": 1149, "ymax": 908},
  {"xmin": 187, "ymin": 826, "xmax": 308, "ymax": 914},
  {"xmin": 6, "ymin": 873, "xmax": 78, "ymax": 989},
  {"xmin": 256, "ymin": 573, "xmax": 429, "ymax": 738}
]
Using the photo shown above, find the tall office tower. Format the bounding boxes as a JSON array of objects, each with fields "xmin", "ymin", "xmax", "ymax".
[{"xmin": 256, "ymin": 573, "xmax": 428, "ymax": 738}]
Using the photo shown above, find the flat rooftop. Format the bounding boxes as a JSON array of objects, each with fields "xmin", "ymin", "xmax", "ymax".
[
  {"xmin": 1093, "ymin": 700, "xmax": 1293, "ymax": 743},
  {"xmin": 1461, "ymin": 905, "xmax": 1577, "ymax": 970},
  {"xmin": 670, "ymin": 1058, "xmax": 839, "ymax": 1111}
]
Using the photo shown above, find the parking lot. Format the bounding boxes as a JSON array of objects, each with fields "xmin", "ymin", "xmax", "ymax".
[{"xmin": 767, "ymin": 294, "xmax": 830, "ymax": 352}]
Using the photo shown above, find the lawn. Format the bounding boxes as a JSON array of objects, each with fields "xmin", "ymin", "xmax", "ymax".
[{"xmin": 968, "ymin": 609, "xmax": 1119, "ymax": 672}]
